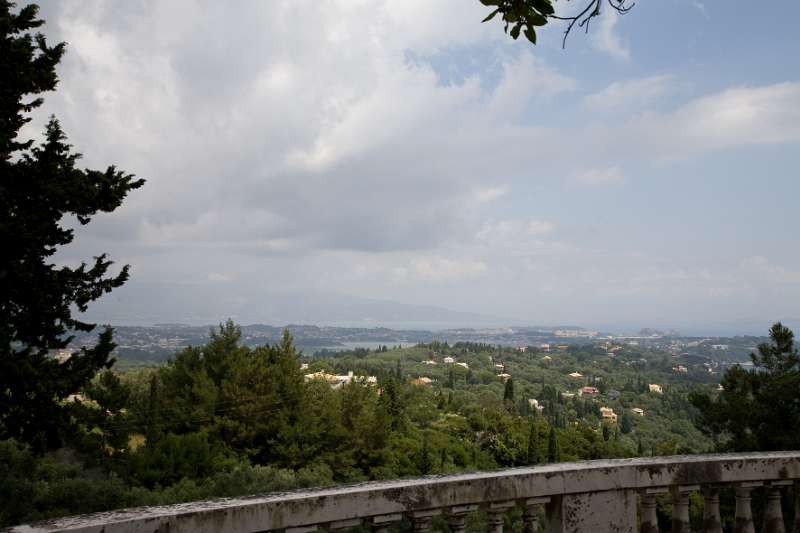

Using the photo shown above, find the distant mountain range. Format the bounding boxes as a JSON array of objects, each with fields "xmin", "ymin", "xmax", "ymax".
[
  {"xmin": 81, "ymin": 281, "xmax": 510, "ymax": 328},
  {"xmin": 80, "ymin": 281, "xmax": 799, "ymax": 337}
]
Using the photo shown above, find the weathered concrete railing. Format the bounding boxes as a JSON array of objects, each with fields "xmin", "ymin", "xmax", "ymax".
[{"xmin": 11, "ymin": 452, "xmax": 800, "ymax": 533}]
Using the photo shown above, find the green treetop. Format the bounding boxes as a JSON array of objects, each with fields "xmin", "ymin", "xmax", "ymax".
[{"xmin": 690, "ymin": 322, "xmax": 800, "ymax": 452}]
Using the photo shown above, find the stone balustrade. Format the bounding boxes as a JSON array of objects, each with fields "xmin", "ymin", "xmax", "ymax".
[{"xmin": 11, "ymin": 451, "xmax": 800, "ymax": 533}]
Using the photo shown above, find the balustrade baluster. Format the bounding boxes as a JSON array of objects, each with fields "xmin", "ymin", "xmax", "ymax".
[
  {"xmin": 371, "ymin": 513, "xmax": 403, "ymax": 533},
  {"xmin": 522, "ymin": 497, "xmax": 549, "ymax": 533},
  {"xmin": 734, "ymin": 483, "xmax": 761, "ymax": 533},
  {"xmin": 671, "ymin": 485, "xmax": 696, "ymax": 533},
  {"xmin": 640, "ymin": 491, "xmax": 660, "ymax": 533},
  {"xmin": 794, "ymin": 482, "xmax": 800, "ymax": 533},
  {"xmin": 486, "ymin": 510, "xmax": 504, "ymax": 533},
  {"xmin": 763, "ymin": 482, "xmax": 792, "ymax": 533},
  {"xmin": 409, "ymin": 510, "xmax": 441, "ymax": 532},
  {"xmin": 486, "ymin": 501, "xmax": 515, "ymax": 533},
  {"xmin": 701, "ymin": 486, "xmax": 722, "ymax": 533},
  {"xmin": 446, "ymin": 504, "xmax": 478, "ymax": 533}
]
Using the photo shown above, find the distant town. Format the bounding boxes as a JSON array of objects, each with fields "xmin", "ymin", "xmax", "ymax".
[{"xmin": 61, "ymin": 323, "xmax": 764, "ymax": 368}]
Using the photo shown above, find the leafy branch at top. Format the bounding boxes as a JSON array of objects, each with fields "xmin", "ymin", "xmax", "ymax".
[{"xmin": 480, "ymin": 0, "xmax": 635, "ymax": 48}]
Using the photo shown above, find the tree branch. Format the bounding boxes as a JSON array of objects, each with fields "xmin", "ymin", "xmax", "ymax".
[{"xmin": 548, "ymin": 0, "xmax": 635, "ymax": 49}]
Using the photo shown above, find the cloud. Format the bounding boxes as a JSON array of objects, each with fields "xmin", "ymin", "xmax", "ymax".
[
  {"xmin": 574, "ymin": 167, "xmax": 624, "ymax": 186},
  {"xmin": 32, "ymin": 1, "xmax": 555, "ymax": 258},
  {"xmin": 571, "ymin": 82, "xmax": 800, "ymax": 166},
  {"xmin": 477, "ymin": 219, "xmax": 556, "ymax": 243},
  {"xmin": 473, "ymin": 186, "xmax": 508, "ymax": 204},
  {"xmin": 487, "ymin": 52, "xmax": 576, "ymax": 118},
  {"xmin": 20, "ymin": 2, "xmax": 800, "ymax": 329},
  {"xmin": 624, "ymin": 82, "xmax": 800, "ymax": 159},
  {"xmin": 591, "ymin": 8, "xmax": 630, "ymax": 61},
  {"xmin": 740, "ymin": 256, "xmax": 800, "ymax": 284},
  {"xmin": 409, "ymin": 257, "xmax": 488, "ymax": 283},
  {"xmin": 691, "ymin": 1, "xmax": 709, "ymax": 18},
  {"xmin": 36, "ymin": 2, "xmax": 799, "ymax": 264},
  {"xmin": 526, "ymin": 220, "xmax": 556, "ymax": 236},
  {"xmin": 583, "ymin": 75, "xmax": 673, "ymax": 112}
]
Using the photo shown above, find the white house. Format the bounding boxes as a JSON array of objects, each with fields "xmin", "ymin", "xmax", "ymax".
[
  {"xmin": 304, "ymin": 371, "xmax": 377, "ymax": 390},
  {"xmin": 527, "ymin": 399, "xmax": 545, "ymax": 413}
]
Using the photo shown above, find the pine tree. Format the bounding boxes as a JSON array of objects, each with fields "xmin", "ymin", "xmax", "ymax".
[
  {"xmin": 0, "ymin": 2, "xmax": 144, "ymax": 450},
  {"xmin": 752, "ymin": 322, "xmax": 799, "ymax": 373},
  {"xmin": 690, "ymin": 322, "xmax": 800, "ymax": 451}
]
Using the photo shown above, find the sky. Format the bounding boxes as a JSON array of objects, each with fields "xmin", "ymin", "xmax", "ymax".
[{"xmin": 26, "ymin": 0, "xmax": 800, "ymax": 334}]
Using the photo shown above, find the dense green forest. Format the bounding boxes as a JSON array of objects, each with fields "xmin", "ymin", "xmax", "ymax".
[{"xmin": 1, "ymin": 320, "xmax": 724, "ymax": 527}]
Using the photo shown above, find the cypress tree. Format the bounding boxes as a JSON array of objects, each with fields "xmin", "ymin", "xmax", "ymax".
[
  {"xmin": 620, "ymin": 412, "xmax": 633, "ymax": 434},
  {"xmin": 417, "ymin": 433, "xmax": 433, "ymax": 474},
  {"xmin": 527, "ymin": 422, "xmax": 540, "ymax": 465},
  {"xmin": 503, "ymin": 377, "xmax": 515, "ymax": 401},
  {"xmin": 0, "ymin": 2, "xmax": 144, "ymax": 450},
  {"xmin": 145, "ymin": 374, "xmax": 161, "ymax": 444},
  {"xmin": 547, "ymin": 426, "xmax": 560, "ymax": 463}
]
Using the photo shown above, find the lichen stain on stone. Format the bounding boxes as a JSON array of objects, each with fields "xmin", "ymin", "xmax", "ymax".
[
  {"xmin": 643, "ymin": 464, "xmax": 666, "ymax": 480},
  {"xmin": 674, "ymin": 460, "xmax": 722, "ymax": 485},
  {"xmin": 383, "ymin": 484, "xmax": 433, "ymax": 510}
]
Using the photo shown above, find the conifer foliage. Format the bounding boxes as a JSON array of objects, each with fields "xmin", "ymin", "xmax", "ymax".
[
  {"xmin": 0, "ymin": 2, "xmax": 144, "ymax": 450},
  {"xmin": 690, "ymin": 323, "xmax": 800, "ymax": 451}
]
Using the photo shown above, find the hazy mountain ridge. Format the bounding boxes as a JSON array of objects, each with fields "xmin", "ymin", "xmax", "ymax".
[{"xmin": 81, "ymin": 281, "xmax": 508, "ymax": 328}]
